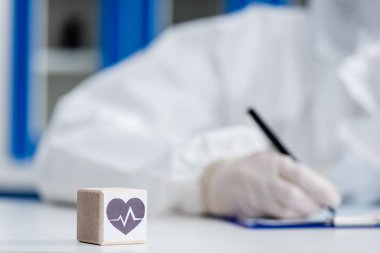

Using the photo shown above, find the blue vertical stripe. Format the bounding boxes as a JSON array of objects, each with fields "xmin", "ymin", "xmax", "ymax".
[
  {"xmin": 117, "ymin": 0, "xmax": 146, "ymax": 60},
  {"xmin": 100, "ymin": 0, "xmax": 158, "ymax": 69},
  {"xmin": 225, "ymin": 0, "xmax": 288, "ymax": 12},
  {"xmin": 99, "ymin": 0, "xmax": 120, "ymax": 68},
  {"xmin": 224, "ymin": 0, "xmax": 247, "ymax": 12},
  {"xmin": 146, "ymin": 0, "xmax": 157, "ymax": 42},
  {"xmin": 11, "ymin": 0, "xmax": 34, "ymax": 160}
]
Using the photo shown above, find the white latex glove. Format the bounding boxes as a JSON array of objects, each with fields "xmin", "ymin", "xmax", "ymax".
[{"xmin": 201, "ymin": 152, "xmax": 341, "ymax": 218}]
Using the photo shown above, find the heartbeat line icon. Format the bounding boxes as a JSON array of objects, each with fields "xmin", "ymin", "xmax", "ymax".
[{"xmin": 109, "ymin": 207, "xmax": 143, "ymax": 227}]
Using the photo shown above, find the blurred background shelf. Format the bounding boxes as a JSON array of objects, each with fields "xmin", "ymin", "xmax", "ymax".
[
  {"xmin": 35, "ymin": 0, "xmax": 229, "ymax": 125},
  {"xmin": 35, "ymin": 48, "xmax": 99, "ymax": 76}
]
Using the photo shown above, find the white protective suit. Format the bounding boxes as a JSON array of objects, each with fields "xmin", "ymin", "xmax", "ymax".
[{"xmin": 37, "ymin": 0, "xmax": 380, "ymax": 214}]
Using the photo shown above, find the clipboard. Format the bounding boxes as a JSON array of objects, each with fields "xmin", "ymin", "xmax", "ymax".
[{"xmin": 225, "ymin": 208, "xmax": 380, "ymax": 229}]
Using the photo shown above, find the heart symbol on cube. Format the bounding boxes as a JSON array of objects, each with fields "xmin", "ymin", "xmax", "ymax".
[{"xmin": 106, "ymin": 198, "xmax": 145, "ymax": 235}]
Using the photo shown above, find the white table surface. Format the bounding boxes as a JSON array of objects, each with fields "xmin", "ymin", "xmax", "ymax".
[{"xmin": 0, "ymin": 199, "xmax": 379, "ymax": 253}]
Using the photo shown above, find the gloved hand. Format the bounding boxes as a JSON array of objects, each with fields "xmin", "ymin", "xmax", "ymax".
[{"xmin": 201, "ymin": 151, "xmax": 341, "ymax": 218}]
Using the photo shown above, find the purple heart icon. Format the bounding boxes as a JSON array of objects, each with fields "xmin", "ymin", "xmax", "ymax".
[{"xmin": 106, "ymin": 198, "xmax": 145, "ymax": 235}]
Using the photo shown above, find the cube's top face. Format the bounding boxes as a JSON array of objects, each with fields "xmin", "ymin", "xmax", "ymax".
[
  {"xmin": 80, "ymin": 188, "xmax": 147, "ymax": 195},
  {"xmin": 103, "ymin": 189, "xmax": 147, "ymax": 244}
]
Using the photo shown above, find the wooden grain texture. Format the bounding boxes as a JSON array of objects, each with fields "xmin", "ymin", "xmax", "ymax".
[{"xmin": 77, "ymin": 189, "xmax": 104, "ymax": 245}]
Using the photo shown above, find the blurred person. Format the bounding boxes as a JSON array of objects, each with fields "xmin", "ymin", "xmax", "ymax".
[{"xmin": 36, "ymin": 0, "xmax": 380, "ymax": 218}]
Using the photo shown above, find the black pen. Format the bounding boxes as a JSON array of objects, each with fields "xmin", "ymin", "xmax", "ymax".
[
  {"xmin": 247, "ymin": 108, "xmax": 336, "ymax": 219},
  {"xmin": 247, "ymin": 108, "xmax": 296, "ymax": 160}
]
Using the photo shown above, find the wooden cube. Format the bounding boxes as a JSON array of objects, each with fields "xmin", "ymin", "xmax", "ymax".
[{"xmin": 77, "ymin": 188, "xmax": 147, "ymax": 245}]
